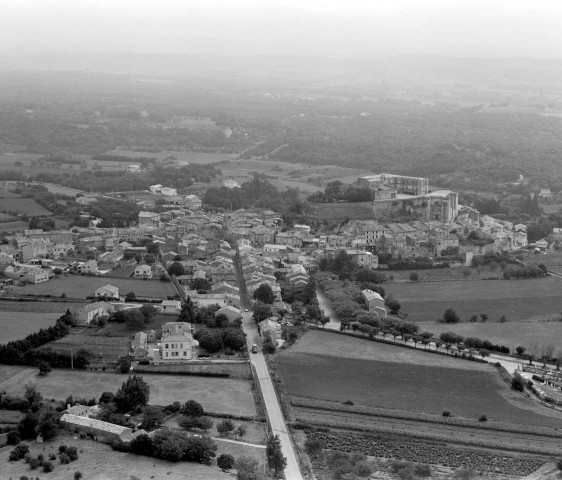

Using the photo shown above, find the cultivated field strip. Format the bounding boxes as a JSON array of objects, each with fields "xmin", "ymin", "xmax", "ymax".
[
  {"xmin": 291, "ymin": 396, "xmax": 562, "ymax": 438},
  {"xmin": 303, "ymin": 428, "xmax": 546, "ymax": 477},
  {"xmin": 294, "ymin": 407, "xmax": 562, "ymax": 456}
]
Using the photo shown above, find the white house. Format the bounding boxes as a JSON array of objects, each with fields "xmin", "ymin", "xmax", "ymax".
[
  {"xmin": 149, "ymin": 184, "xmax": 163, "ymax": 194},
  {"xmin": 155, "ymin": 322, "xmax": 193, "ymax": 363},
  {"xmin": 95, "ymin": 284, "xmax": 119, "ymax": 299},
  {"xmin": 161, "ymin": 187, "xmax": 178, "ymax": 196},
  {"xmin": 223, "ymin": 179, "xmax": 240, "ymax": 189},
  {"xmin": 127, "ymin": 164, "xmax": 141, "ymax": 173},
  {"xmin": 134, "ymin": 264, "xmax": 152, "ymax": 279}
]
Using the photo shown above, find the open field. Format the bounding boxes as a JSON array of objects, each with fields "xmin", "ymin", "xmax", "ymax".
[
  {"xmin": 0, "ymin": 311, "xmax": 62, "ymax": 343},
  {"xmin": 11, "ymin": 275, "xmax": 176, "ymax": 299},
  {"xmin": 524, "ymin": 249, "xmax": 562, "ymax": 276},
  {"xmin": 288, "ymin": 329, "xmax": 491, "ymax": 370},
  {"xmin": 0, "ymin": 300, "xmax": 84, "ymax": 314},
  {"xmin": 0, "ymin": 366, "xmax": 257, "ymax": 416},
  {"xmin": 0, "ymin": 433, "xmax": 238, "ymax": 480},
  {"xmin": 278, "ymin": 331, "xmax": 562, "ymax": 427},
  {"xmin": 385, "ymin": 277, "xmax": 562, "ymax": 322},
  {"xmin": 40, "ymin": 332, "xmax": 131, "ymax": 363},
  {"xmin": 417, "ymin": 321, "xmax": 562, "ymax": 352},
  {"xmin": 0, "ymin": 197, "xmax": 52, "ymax": 216},
  {"xmin": 0, "ymin": 220, "xmax": 28, "ymax": 232}
]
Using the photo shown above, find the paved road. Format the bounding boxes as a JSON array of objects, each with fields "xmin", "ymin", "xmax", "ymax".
[{"xmin": 234, "ymin": 252, "xmax": 304, "ymax": 480}]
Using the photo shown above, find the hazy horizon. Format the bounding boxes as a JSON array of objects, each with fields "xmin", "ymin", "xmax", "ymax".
[{"xmin": 0, "ymin": 0, "xmax": 561, "ymax": 64}]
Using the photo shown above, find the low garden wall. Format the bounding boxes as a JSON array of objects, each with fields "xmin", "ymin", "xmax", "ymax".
[{"xmin": 133, "ymin": 360, "xmax": 252, "ymax": 379}]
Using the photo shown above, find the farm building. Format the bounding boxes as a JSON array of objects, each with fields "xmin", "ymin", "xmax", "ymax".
[
  {"xmin": 23, "ymin": 268, "xmax": 50, "ymax": 284},
  {"xmin": 74, "ymin": 301, "xmax": 111, "ymax": 326},
  {"xmin": 132, "ymin": 332, "xmax": 149, "ymax": 358},
  {"xmin": 134, "ymin": 264, "xmax": 153, "ymax": 279},
  {"xmin": 158, "ymin": 299, "xmax": 181, "ymax": 314},
  {"xmin": 95, "ymin": 284, "xmax": 120, "ymax": 299},
  {"xmin": 60, "ymin": 414, "xmax": 132, "ymax": 444},
  {"xmin": 361, "ymin": 289, "xmax": 386, "ymax": 317}
]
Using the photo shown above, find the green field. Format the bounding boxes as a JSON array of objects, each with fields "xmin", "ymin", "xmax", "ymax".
[
  {"xmin": 0, "ymin": 198, "xmax": 52, "ymax": 216},
  {"xmin": 12, "ymin": 275, "xmax": 175, "ymax": 299},
  {"xmin": 385, "ymin": 277, "xmax": 562, "ymax": 322},
  {"xmin": 0, "ymin": 301, "xmax": 84, "ymax": 314},
  {"xmin": 277, "ymin": 331, "xmax": 562, "ymax": 427},
  {"xmin": 0, "ymin": 311, "xmax": 62, "ymax": 344},
  {"xmin": 0, "ymin": 366, "xmax": 257, "ymax": 416}
]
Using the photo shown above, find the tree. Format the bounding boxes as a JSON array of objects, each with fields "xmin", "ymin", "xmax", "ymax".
[
  {"xmin": 141, "ymin": 406, "xmax": 164, "ymax": 430},
  {"xmin": 512, "ymin": 376, "xmax": 525, "ymax": 392},
  {"xmin": 182, "ymin": 399, "xmax": 204, "ymax": 418},
  {"xmin": 236, "ymin": 424, "xmax": 247, "ymax": 440},
  {"xmin": 168, "ymin": 262, "xmax": 185, "ymax": 276},
  {"xmin": 193, "ymin": 278, "xmax": 211, "ymax": 291},
  {"xmin": 480, "ymin": 313, "xmax": 488, "ymax": 322},
  {"xmin": 125, "ymin": 291, "xmax": 137, "ymax": 301},
  {"xmin": 179, "ymin": 416, "xmax": 213, "ymax": 432},
  {"xmin": 38, "ymin": 409, "xmax": 60, "ymax": 440},
  {"xmin": 266, "ymin": 434, "xmax": 287, "ymax": 475},
  {"xmin": 479, "ymin": 349, "xmax": 490, "ymax": 360},
  {"xmin": 442, "ymin": 307, "xmax": 460, "ymax": 324},
  {"xmin": 217, "ymin": 419, "xmax": 235, "ymax": 437},
  {"xmin": 385, "ymin": 297, "xmax": 401, "ymax": 315},
  {"xmin": 37, "ymin": 360, "xmax": 52, "ymax": 376},
  {"xmin": 236, "ymin": 456, "xmax": 261, "ymax": 480},
  {"xmin": 24, "ymin": 382, "xmax": 43, "ymax": 406},
  {"xmin": 125, "ymin": 309, "xmax": 145, "ymax": 330},
  {"xmin": 118, "ymin": 355, "xmax": 132, "ymax": 373},
  {"xmin": 139, "ymin": 304, "xmax": 157, "ymax": 323},
  {"xmin": 320, "ymin": 316, "xmax": 330, "ymax": 328},
  {"xmin": 224, "ymin": 330, "xmax": 246, "ymax": 351},
  {"xmin": 252, "ymin": 302, "xmax": 272, "ymax": 323},
  {"xmin": 217, "ymin": 453, "xmax": 235, "ymax": 472},
  {"xmin": 198, "ymin": 332, "xmax": 223, "ymax": 353},
  {"xmin": 130, "ymin": 433, "xmax": 155, "ymax": 456},
  {"xmin": 179, "ymin": 297, "xmax": 198, "ymax": 323},
  {"xmin": 114, "ymin": 375, "xmax": 150, "ymax": 413},
  {"xmin": 516, "ymin": 346, "xmax": 526, "ymax": 356},
  {"xmin": 253, "ymin": 283, "xmax": 276, "ymax": 304}
]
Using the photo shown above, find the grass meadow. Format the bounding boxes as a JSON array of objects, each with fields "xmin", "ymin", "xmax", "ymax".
[
  {"xmin": 277, "ymin": 331, "xmax": 562, "ymax": 427},
  {"xmin": 0, "ymin": 311, "xmax": 63, "ymax": 343},
  {"xmin": 385, "ymin": 277, "xmax": 562, "ymax": 322},
  {"xmin": 12, "ymin": 275, "xmax": 175, "ymax": 299},
  {"xmin": 0, "ymin": 433, "xmax": 240, "ymax": 480},
  {"xmin": 0, "ymin": 366, "xmax": 257, "ymax": 416}
]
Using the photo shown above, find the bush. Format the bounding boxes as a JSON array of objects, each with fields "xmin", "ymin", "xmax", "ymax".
[
  {"xmin": 442, "ymin": 410, "xmax": 451, "ymax": 417},
  {"xmin": 42, "ymin": 460, "xmax": 54, "ymax": 472},
  {"xmin": 59, "ymin": 452, "xmax": 71, "ymax": 464},
  {"xmin": 409, "ymin": 272, "xmax": 419, "ymax": 281},
  {"xmin": 479, "ymin": 414, "xmax": 488, "ymax": 422},
  {"xmin": 74, "ymin": 472, "xmax": 83, "ymax": 480},
  {"xmin": 304, "ymin": 437, "xmax": 324, "ymax": 456},
  {"xmin": 414, "ymin": 464, "xmax": 432, "ymax": 477},
  {"xmin": 217, "ymin": 453, "xmax": 235, "ymax": 472},
  {"xmin": 29, "ymin": 457, "xmax": 40, "ymax": 470},
  {"xmin": 9, "ymin": 444, "xmax": 29, "ymax": 461},
  {"xmin": 66, "ymin": 446, "xmax": 79, "ymax": 461},
  {"xmin": 7, "ymin": 429, "xmax": 21, "ymax": 445},
  {"xmin": 512, "ymin": 376, "xmax": 525, "ymax": 392}
]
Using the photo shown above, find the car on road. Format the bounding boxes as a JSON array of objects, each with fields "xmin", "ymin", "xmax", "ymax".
[{"xmin": 251, "ymin": 344, "xmax": 258, "ymax": 353}]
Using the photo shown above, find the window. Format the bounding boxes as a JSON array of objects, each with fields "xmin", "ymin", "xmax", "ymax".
[{"xmin": 165, "ymin": 344, "xmax": 169, "ymax": 348}]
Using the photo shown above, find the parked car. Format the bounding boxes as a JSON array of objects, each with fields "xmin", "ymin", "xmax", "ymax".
[{"xmin": 251, "ymin": 344, "xmax": 258, "ymax": 353}]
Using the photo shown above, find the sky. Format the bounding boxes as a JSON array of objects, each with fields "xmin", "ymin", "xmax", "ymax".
[{"xmin": 0, "ymin": 0, "xmax": 561, "ymax": 59}]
